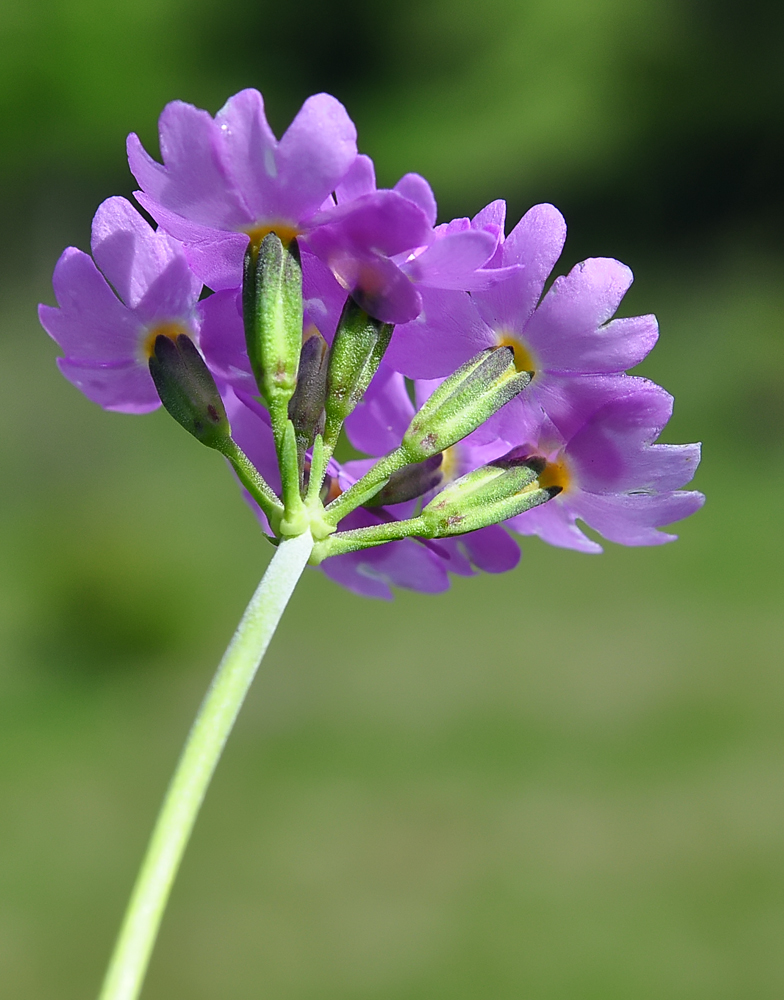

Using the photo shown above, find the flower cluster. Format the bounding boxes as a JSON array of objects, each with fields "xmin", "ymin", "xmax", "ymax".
[{"xmin": 39, "ymin": 90, "xmax": 703, "ymax": 599}]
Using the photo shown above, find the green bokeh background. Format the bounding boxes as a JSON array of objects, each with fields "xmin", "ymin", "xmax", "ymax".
[{"xmin": 1, "ymin": 1, "xmax": 783, "ymax": 997}]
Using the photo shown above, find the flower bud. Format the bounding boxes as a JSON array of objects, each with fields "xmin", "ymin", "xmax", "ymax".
[
  {"xmin": 364, "ymin": 454, "xmax": 443, "ymax": 507},
  {"xmin": 288, "ymin": 330, "xmax": 329, "ymax": 459},
  {"xmin": 148, "ymin": 334, "xmax": 230, "ymax": 448},
  {"xmin": 402, "ymin": 348, "xmax": 531, "ymax": 461},
  {"xmin": 243, "ymin": 232, "xmax": 303, "ymax": 412},
  {"xmin": 324, "ymin": 298, "xmax": 393, "ymax": 443},
  {"xmin": 420, "ymin": 452, "xmax": 558, "ymax": 536}
]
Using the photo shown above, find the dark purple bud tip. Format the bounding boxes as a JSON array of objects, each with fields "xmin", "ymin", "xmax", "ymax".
[
  {"xmin": 288, "ymin": 329, "xmax": 329, "ymax": 455},
  {"xmin": 149, "ymin": 334, "xmax": 230, "ymax": 448},
  {"xmin": 364, "ymin": 453, "xmax": 444, "ymax": 507}
]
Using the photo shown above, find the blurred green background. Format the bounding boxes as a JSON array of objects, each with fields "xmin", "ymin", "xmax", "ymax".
[{"xmin": 1, "ymin": 0, "xmax": 783, "ymax": 997}]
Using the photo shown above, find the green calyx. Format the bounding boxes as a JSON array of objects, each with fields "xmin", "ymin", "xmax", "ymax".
[
  {"xmin": 323, "ymin": 298, "xmax": 393, "ymax": 448},
  {"xmin": 402, "ymin": 347, "xmax": 531, "ymax": 461},
  {"xmin": 420, "ymin": 454, "xmax": 559, "ymax": 536},
  {"xmin": 243, "ymin": 233, "xmax": 303, "ymax": 436},
  {"xmin": 311, "ymin": 452, "xmax": 560, "ymax": 563}
]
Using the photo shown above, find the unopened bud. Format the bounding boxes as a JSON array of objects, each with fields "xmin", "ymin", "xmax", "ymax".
[
  {"xmin": 288, "ymin": 330, "xmax": 329, "ymax": 459},
  {"xmin": 420, "ymin": 452, "xmax": 557, "ymax": 536},
  {"xmin": 243, "ymin": 233, "xmax": 303, "ymax": 411},
  {"xmin": 324, "ymin": 299, "xmax": 393, "ymax": 443},
  {"xmin": 402, "ymin": 348, "xmax": 531, "ymax": 461},
  {"xmin": 364, "ymin": 454, "xmax": 443, "ymax": 507},
  {"xmin": 149, "ymin": 334, "xmax": 230, "ymax": 448}
]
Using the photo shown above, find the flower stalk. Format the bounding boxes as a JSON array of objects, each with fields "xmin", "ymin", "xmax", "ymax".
[{"xmin": 97, "ymin": 531, "xmax": 314, "ymax": 1000}]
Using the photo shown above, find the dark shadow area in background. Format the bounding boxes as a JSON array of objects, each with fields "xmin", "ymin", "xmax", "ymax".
[{"xmin": 1, "ymin": 0, "xmax": 782, "ymax": 279}]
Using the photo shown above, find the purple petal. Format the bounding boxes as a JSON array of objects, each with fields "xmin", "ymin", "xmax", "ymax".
[
  {"xmin": 133, "ymin": 192, "xmax": 226, "ymax": 246},
  {"xmin": 535, "ymin": 311, "xmax": 659, "ymax": 375},
  {"xmin": 394, "ymin": 173, "xmax": 438, "ymax": 227},
  {"xmin": 570, "ymin": 490, "xmax": 705, "ymax": 546},
  {"xmin": 345, "ymin": 362, "xmax": 414, "ymax": 456},
  {"xmin": 128, "ymin": 102, "xmax": 250, "ymax": 230},
  {"xmin": 528, "ymin": 373, "xmax": 636, "ymax": 442},
  {"xmin": 567, "ymin": 381, "xmax": 702, "ymax": 493},
  {"xmin": 509, "ymin": 498, "xmax": 603, "ymax": 553},
  {"xmin": 57, "ymin": 357, "xmax": 159, "ymax": 413},
  {"xmin": 472, "ymin": 199, "xmax": 506, "ymax": 233},
  {"xmin": 429, "ymin": 539, "xmax": 475, "ymax": 576},
  {"xmin": 198, "ymin": 289, "xmax": 255, "ymax": 393},
  {"xmin": 385, "ymin": 288, "xmax": 494, "ymax": 379},
  {"xmin": 132, "ymin": 255, "xmax": 203, "ymax": 327},
  {"xmin": 133, "ymin": 192, "xmax": 248, "ymax": 291},
  {"xmin": 40, "ymin": 247, "xmax": 140, "ymax": 361},
  {"xmin": 404, "ymin": 229, "xmax": 498, "ymax": 290},
  {"xmin": 340, "ymin": 458, "xmax": 376, "ymax": 482},
  {"xmin": 272, "ymin": 94, "xmax": 357, "ymax": 222},
  {"xmin": 336, "ymin": 154, "xmax": 376, "ymax": 203},
  {"xmin": 91, "ymin": 197, "xmax": 200, "ymax": 313},
  {"xmin": 301, "ymin": 246, "xmax": 347, "ymax": 342},
  {"xmin": 472, "ymin": 203, "xmax": 566, "ymax": 332},
  {"xmin": 524, "ymin": 258, "xmax": 636, "ymax": 369},
  {"xmin": 213, "ymin": 89, "xmax": 281, "ymax": 223},
  {"xmin": 311, "ymin": 247, "xmax": 422, "ymax": 325},
  {"xmin": 183, "ymin": 233, "xmax": 247, "ymax": 291},
  {"xmin": 311, "ymin": 190, "xmax": 431, "ymax": 258},
  {"xmin": 453, "ymin": 525, "xmax": 521, "ymax": 573},
  {"xmin": 321, "ymin": 553, "xmax": 396, "ymax": 599},
  {"xmin": 321, "ymin": 535, "xmax": 451, "ymax": 599}
]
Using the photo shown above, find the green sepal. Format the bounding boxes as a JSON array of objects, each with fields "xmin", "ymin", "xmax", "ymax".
[
  {"xmin": 324, "ymin": 298, "xmax": 393, "ymax": 445},
  {"xmin": 243, "ymin": 233, "xmax": 303, "ymax": 413},
  {"xmin": 149, "ymin": 334, "xmax": 230, "ymax": 449},
  {"xmin": 402, "ymin": 347, "xmax": 531, "ymax": 461},
  {"xmin": 278, "ymin": 420, "xmax": 309, "ymax": 537},
  {"xmin": 420, "ymin": 453, "xmax": 559, "ymax": 536}
]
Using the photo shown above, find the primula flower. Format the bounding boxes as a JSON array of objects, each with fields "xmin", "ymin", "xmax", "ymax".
[
  {"xmin": 385, "ymin": 201, "xmax": 658, "ymax": 442},
  {"xmin": 505, "ymin": 379, "xmax": 704, "ymax": 551},
  {"xmin": 38, "ymin": 197, "xmax": 202, "ymax": 413},
  {"xmin": 128, "ymin": 91, "xmax": 433, "ymax": 323},
  {"xmin": 305, "ymin": 155, "xmax": 519, "ymax": 326}
]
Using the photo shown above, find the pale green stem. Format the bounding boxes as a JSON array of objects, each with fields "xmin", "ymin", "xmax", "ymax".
[
  {"xmin": 97, "ymin": 531, "xmax": 314, "ymax": 1000},
  {"xmin": 312, "ymin": 515, "xmax": 429, "ymax": 562},
  {"xmin": 217, "ymin": 437, "xmax": 283, "ymax": 530}
]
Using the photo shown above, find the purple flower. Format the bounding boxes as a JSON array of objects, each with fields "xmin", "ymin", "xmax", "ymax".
[
  {"xmin": 307, "ymin": 157, "xmax": 518, "ymax": 327},
  {"xmin": 505, "ymin": 378, "xmax": 704, "ymax": 551},
  {"xmin": 38, "ymin": 197, "xmax": 203, "ymax": 413},
  {"xmin": 128, "ymin": 91, "xmax": 433, "ymax": 323},
  {"xmin": 385, "ymin": 201, "xmax": 658, "ymax": 443}
]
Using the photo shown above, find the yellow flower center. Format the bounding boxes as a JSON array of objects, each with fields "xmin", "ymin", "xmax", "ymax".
[
  {"xmin": 142, "ymin": 321, "xmax": 190, "ymax": 359},
  {"xmin": 536, "ymin": 456, "xmax": 570, "ymax": 493},
  {"xmin": 245, "ymin": 223, "xmax": 301, "ymax": 254},
  {"xmin": 439, "ymin": 445, "xmax": 461, "ymax": 483},
  {"xmin": 495, "ymin": 332, "xmax": 536, "ymax": 375}
]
